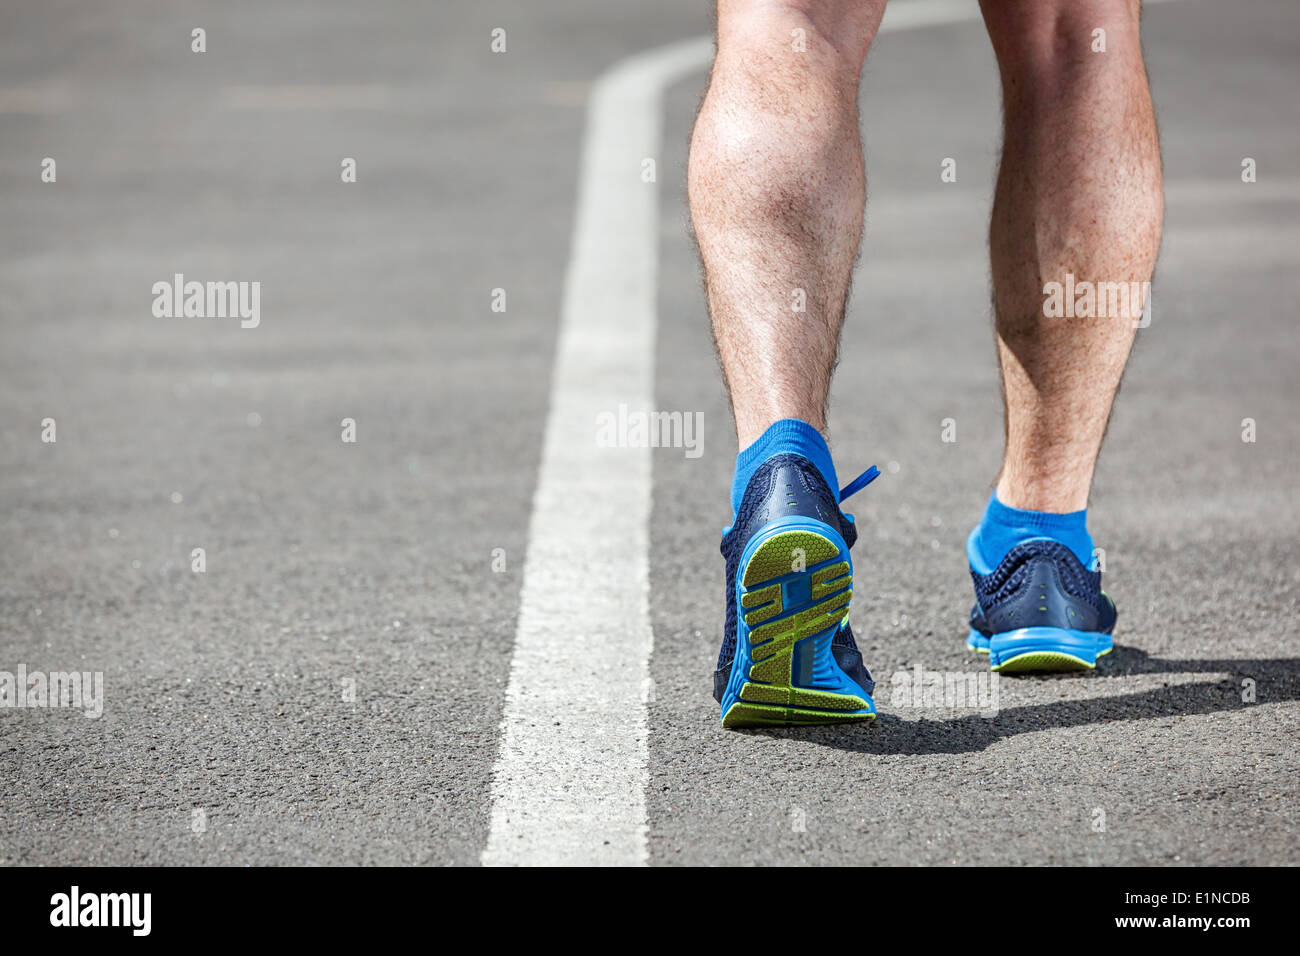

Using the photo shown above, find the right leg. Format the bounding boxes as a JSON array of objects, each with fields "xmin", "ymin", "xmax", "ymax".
[
  {"xmin": 689, "ymin": 0, "xmax": 886, "ymax": 449},
  {"xmin": 690, "ymin": 0, "xmax": 888, "ymax": 728}
]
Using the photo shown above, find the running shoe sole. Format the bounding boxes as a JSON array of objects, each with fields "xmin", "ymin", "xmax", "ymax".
[
  {"xmin": 720, "ymin": 516, "xmax": 875, "ymax": 727},
  {"xmin": 968, "ymin": 626, "xmax": 1114, "ymax": 672}
]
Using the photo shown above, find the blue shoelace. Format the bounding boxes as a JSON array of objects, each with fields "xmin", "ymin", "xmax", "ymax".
[{"xmin": 838, "ymin": 465, "xmax": 881, "ymax": 503}]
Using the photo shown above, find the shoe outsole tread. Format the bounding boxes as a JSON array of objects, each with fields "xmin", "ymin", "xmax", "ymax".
[{"xmin": 722, "ymin": 528, "xmax": 875, "ymax": 728}]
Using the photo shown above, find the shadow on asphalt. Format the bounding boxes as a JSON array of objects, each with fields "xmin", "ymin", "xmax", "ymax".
[{"xmin": 740, "ymin": 646, "xmax": 1300, "ymax": 756}]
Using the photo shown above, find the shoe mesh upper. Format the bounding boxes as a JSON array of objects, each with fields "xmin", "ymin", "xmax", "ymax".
[{"xmin": 969, "ymin": 538, "xmax": 1115, "ymax": 634}]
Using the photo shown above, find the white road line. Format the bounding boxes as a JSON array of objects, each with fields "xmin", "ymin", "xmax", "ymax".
[
  {"xmin": 481, "ymin": 36, "xmax": 712, "ymax": 867},
  {"xmin": 483, "ymin": 0, "xmax": 1179, "ymax": 866}
]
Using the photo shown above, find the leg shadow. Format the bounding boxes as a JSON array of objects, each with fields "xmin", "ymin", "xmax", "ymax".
[{"xmin": 737, "ymin": 646, "xmax": 1300, "ymax": 756}]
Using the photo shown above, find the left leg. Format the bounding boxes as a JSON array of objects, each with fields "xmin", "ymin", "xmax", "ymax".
[{"xmin": 690, "ymin": 0, "xmax": 889, "ymax": 726}]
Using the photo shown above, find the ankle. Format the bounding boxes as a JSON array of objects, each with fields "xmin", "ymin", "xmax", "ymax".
[
  {"xmin": 994, "ymin": 474, "xmax": 1090, "ymax": 514},
  {"xmin": 970, "ymin": 492, "xmax": 1094, "ymax": 573},
  {"xmin": 731, "ymin": 419, "xmax": 838, "ymax": 516}
]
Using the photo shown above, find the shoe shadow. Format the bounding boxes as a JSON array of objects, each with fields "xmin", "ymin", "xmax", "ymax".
[{"xmin": 749, "ymin": 646, "xmax": 1300, "ymax": 756}]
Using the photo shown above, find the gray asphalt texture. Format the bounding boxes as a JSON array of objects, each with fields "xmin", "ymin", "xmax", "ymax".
[{"xmin": 2, "ymin": 0, "xmax": 1297, "ymax": 866}]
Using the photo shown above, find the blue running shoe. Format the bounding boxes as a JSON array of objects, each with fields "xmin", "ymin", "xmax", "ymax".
[
  {"xmin": 966, "ymin": 539, "xmax": 1117, "ymax": 672},
  {"xmin": 714, "ymin": 453, "xmax": 880, "ymax": 727}
]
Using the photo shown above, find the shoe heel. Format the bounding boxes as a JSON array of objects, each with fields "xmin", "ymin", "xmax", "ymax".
[
  {"xmin": 988, "ymin": 626, "xmax": 1114, "ymax": 672},
  {"xmin": 721, "ymin": 520, "xmax": 875, "ymax": 727}
]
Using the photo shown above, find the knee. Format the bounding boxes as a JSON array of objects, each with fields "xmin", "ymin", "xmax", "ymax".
[
  {"xmin": 715, "ymin": 0, "xmax": 887, "ymax": 81},
  {"xmin": 980, "ymin": 0, "xmax": 1143, "ymax": 89},
  {"xmin": 693, "ymin": 0, "xmax": 881, "ymax": 186}
]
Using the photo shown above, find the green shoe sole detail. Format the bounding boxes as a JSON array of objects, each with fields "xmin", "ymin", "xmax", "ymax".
[
  {"xmin": 990, "ymin": 645, "xmax": 1113, "ymax": 673},
  {"xmin": 722, "ymin": 700, "xmax": 876, "ymax": 728},
  {"xmin": 725, "ymin": 529, "xmax": 872, "ymax": 728}
]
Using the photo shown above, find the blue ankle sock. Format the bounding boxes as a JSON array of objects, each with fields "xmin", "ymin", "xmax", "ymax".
[
  {"xmin": 968, "ymin": 493, "xmax": 1094, "ymax": 573},
  {"xmin": 731, "ymin": 419, "xmax": 839, "ymax": 517}
]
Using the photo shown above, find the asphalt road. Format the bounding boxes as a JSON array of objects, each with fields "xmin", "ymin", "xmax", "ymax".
[{"xmin": 1, "ymin": 0, "xmax": 1297, "ymax": 865}]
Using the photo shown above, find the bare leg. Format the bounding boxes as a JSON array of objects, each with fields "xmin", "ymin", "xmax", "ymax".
[
  {"xmin": 982, "ymin": 0, "xmax": 1163, "ymax": 511},
  {"xmin": 689, "ymin": 0, "xmax": 887, "ymax": 449}
]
